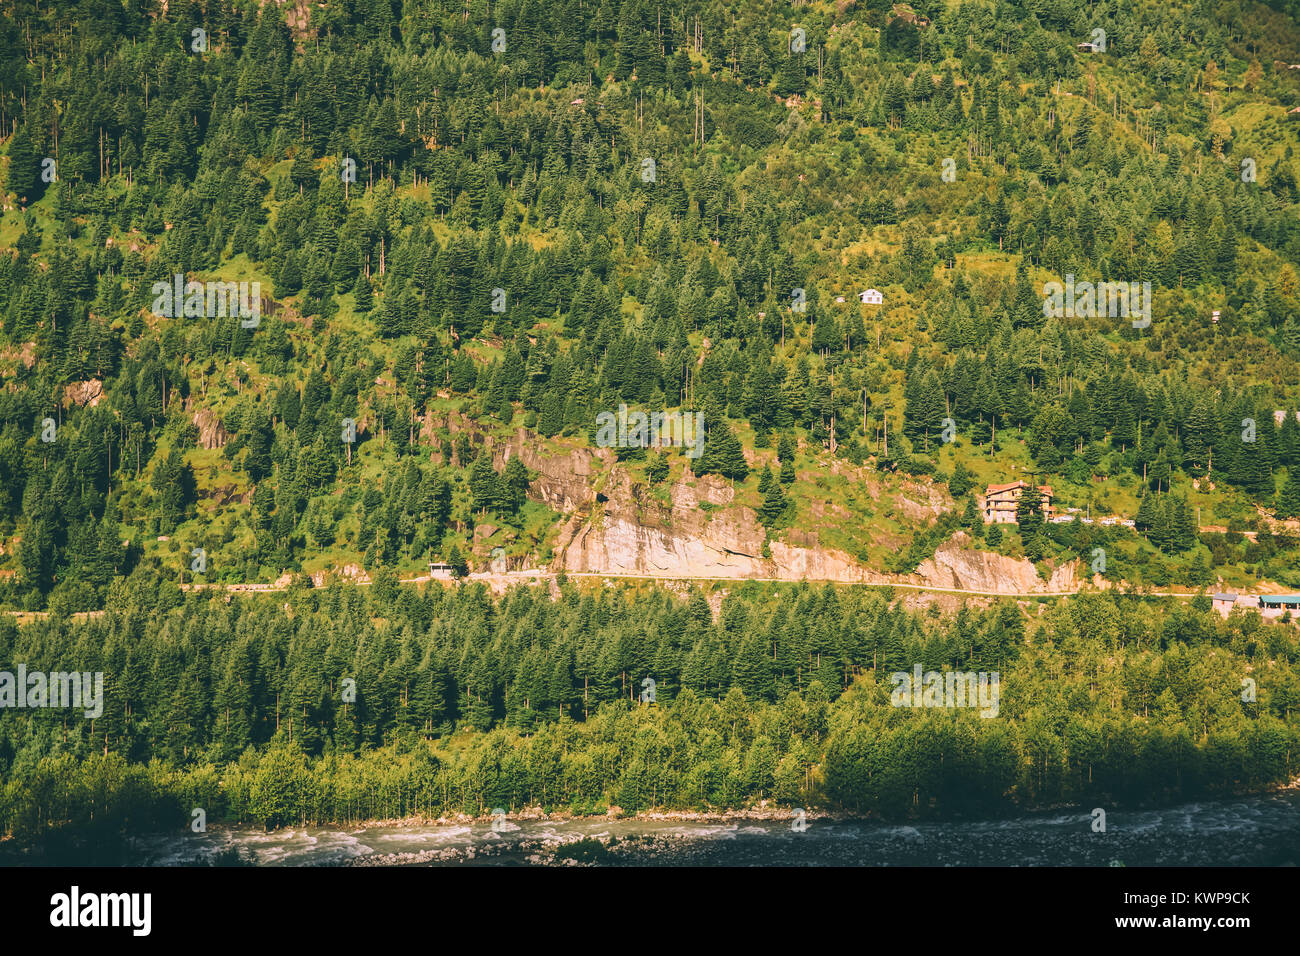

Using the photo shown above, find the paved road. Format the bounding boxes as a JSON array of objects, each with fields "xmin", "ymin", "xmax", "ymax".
[
  {"xmin": 0, "ymin": 571, "xmax": 1247, "ymax": 621},
  {"xmin": 165, "ymin": 569, "xmax": 1203, "ymax": 601}
]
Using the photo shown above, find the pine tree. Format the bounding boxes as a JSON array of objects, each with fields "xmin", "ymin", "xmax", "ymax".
[
  {"xmin": 774, "ymin": 52, "xmax": 806, "ymax": 98},
  {"xmin": 1279, "ymin": 413, "xmax": 1300, "ymax": 468},
  {"xmin": 276, "ymin": 252, "xmax": 303, "ymax": 297},
  {"xmin": 1136, "ymin": 491, "xmax": 1157, "ymax": 532},
  {"xmin": 732, "ymin": 631, "xmax": 774, "ymax": 701},
  {"xmin": 6, "ymin": 125, "xmax": 43, "ymax": 204},
  {"xmin": 1277, "ymin": 471, "xmax": 1300, "ymax": 519},
  {"xmin": 760, "ymin": 479, "xmax": 788, "ymax": 526},
  {"xmin": 470, "ymin": 453, "xmax": 501, "ymax": 514},
  {"xmin": 539, "ymin": 393, "xmax": 564, "ymax": 438},
  {"xmin": 778, "ymin": 434, "xmax": 797, "ymax": 483},
  {"xmin": 1016, "ymin": 485, "xmax": 1043, "ymax": 535},
  {"xmin": 696, "ymin": 423, "xmax": 749, "ymax": 482},
  {"xmin": 1281, "ymin": 319, "xmax": 1300, "ymax": 356},
  {"xmin": 1112, "ymin": 399, "xmax": 1137, "ymax": 451},
  {"xmin": 290, "ymin": 148, "xmax": 317, "ymax": 193},
  {"xmin": 353, "ymin": 272, "xmax": 373, "ymax": 313},
  {"xmin": 949, "ymin": 461, "xmax": 973, "ymax": 498},
  {"xmin": 502, "ymin": 457, "xmax": 530, "ymax": 514},
  {"xmin": 1173, "ymin": 496, "xmax": 1195, "ymax": 551},
  {"xmin": 645, "ymin": 452, "xmax": 670, "ymax": 484},
  {"xmin": 1151, "ymin": 496, "xmax": 1173, "ymax": 553}
]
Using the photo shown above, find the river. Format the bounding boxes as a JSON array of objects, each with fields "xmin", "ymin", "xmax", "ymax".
[{"xmin": 127, "ymin": 791, "xmax": 1300, "ymax": 866}]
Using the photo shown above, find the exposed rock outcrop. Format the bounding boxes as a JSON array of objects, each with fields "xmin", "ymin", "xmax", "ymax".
[
  {"xmin": 191, "ymin": 407, "xmax": 229, "ymax": 449},
  {"xmin": 911, "ymin": 534, "xmax": 1080, "ymax": 593},
  {"xmin": 438, "ymin": 414, "xmax": 1083, "ymax": 594},
  {"xmin": 64, "ymin": 379, "xmax": 104, "ymax": 409},
  {"xmin": 311, "ymin": 564, "xmax": 370, "ymax": 587}
]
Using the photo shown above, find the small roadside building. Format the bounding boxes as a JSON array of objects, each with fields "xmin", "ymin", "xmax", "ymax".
[
  {"xmin": 1259, "ymin": 595, "xmax": 1300, "ymax": 618},
  {"xmin": 1211, "ymin": 593, "xmax": 1238, "ymax": 616}
]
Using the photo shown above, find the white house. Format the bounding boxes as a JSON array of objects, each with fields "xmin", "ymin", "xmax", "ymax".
[{"xmin": 859, "ymin": 289, "xmax": 883, "ymax": 305}]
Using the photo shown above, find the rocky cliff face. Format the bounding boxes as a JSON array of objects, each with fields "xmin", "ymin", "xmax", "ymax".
[
  {"xmin": 190, "ymin": 407, "xmax": 229, "ymax": 450},
  {"xmin": 911, "ymin": 534, "xmax": 1081, "ymax": 593},
  {"xmin": 64, "ymin": 379, "xmax": 104, "ymax": 409},
  {"xmin": 559, "ymin": 472, "xmax": 770, "ymax": 577},
  {"xmin": 446, "ymin": 413, "xmax": 1081, "ymax": 594}
]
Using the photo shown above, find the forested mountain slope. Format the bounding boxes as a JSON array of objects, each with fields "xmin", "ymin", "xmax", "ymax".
[
  {"xmin": 3, "ymin": 0, "xmax": 1300, "ymax": 847},
  {"xmin": 1, "ymin": 0, "xmax": 1300, "ymax": 608},
  {"xmin": 2, "ymin": 584, "xmax": 1298, "ymax": 843}
]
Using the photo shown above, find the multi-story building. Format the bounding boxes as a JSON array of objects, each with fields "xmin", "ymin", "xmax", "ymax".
[{"xmin": 981, "ymin": 480, "xmax": 1054, "ymax": 524}]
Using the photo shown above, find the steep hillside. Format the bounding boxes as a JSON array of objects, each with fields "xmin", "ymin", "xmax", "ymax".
[{"xmin": 2, "ymin": 0, "xmax": 1300, "ymax": 612}]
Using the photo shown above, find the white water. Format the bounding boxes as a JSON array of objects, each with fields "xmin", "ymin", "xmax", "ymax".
[{"xmin": 129, "ymin": 792, "xmax": 1300, "ymax": 867}]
